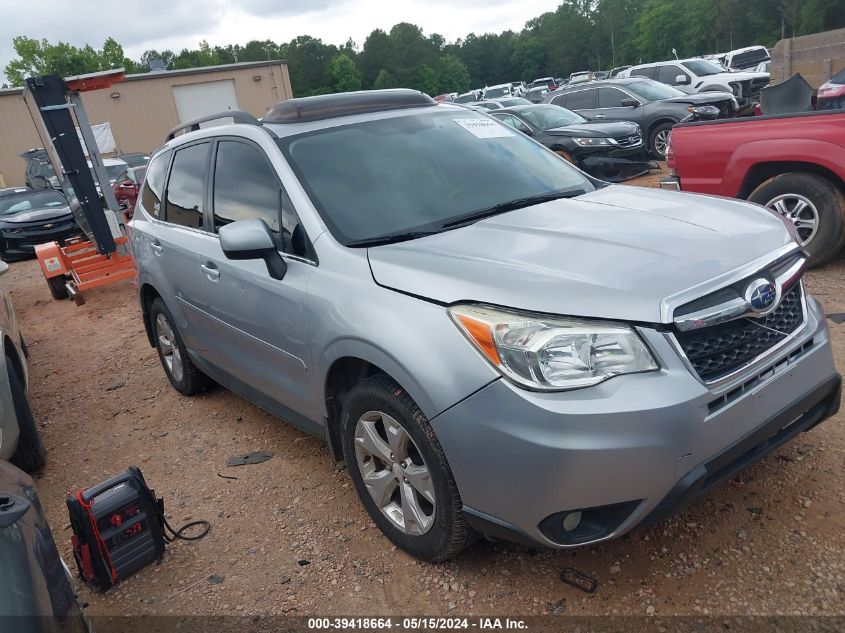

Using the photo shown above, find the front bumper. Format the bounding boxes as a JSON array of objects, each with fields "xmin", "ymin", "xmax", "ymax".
[
  {"xmin": 0, "ymin": 222, "xmax": 83, "ymax": 258},
  {"xmin": 430, "ymin": 293, "xmax": 839, "ymax": 548}
]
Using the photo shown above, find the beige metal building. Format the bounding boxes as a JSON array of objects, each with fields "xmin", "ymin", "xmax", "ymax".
[{"xmin": 0, "ymin": 60, "xmax": 292, "ymax": 187}]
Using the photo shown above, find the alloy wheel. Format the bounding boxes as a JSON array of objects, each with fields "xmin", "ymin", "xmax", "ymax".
[
  {"xmin": 765, "ymin": 193, "xmax": 819, "ymax": 246},
  {"xmin": 155, "ymin": 312, "xmax": 184, "ymax": 383},
  {"xmin": 654, "ymin": 129, "xmax": 670, "ymax": 158},
  {"xmin": 353, "ymin": 411, "xmax": 435, "ymax": 535}
]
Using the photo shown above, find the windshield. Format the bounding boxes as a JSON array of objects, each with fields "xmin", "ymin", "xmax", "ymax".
[
  {"xmin": 101, "ymin": 163, "xmax": 129, "ymax": 181},
  {"xmin": 278, "ymin": 109, "xmax": 593, "ymax": 245},
  {"xmin": 624, "ymin": 80, "xmax": 685, "ymax": 101},
  {"xmin": 681, "ymin": 60, "xmax": 723, "ymax": 77},
  {"xmin": 484, "ymin": 86, "xmax": 510, "ymax": 98},
  {"xmin": 0, "ymin": 191, "xmax": 67, "ymax": 216},
  {"xmin": 517, "ymin": 105, "xmax": 586, "ymax": 129},
  {"xmin": 454, "ymin": 93, "xmax": 477, "ymax": 104}
]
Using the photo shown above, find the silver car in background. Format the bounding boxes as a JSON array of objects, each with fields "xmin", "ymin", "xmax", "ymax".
[{"xmin": 130, "ymin": 90, "xmax": 839, "ymax": 561}]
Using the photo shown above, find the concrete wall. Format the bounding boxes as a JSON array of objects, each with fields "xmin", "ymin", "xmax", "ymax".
[
  {"xmin": 770, "ymin": 28, "xmax": 845, "ymax": 88},
  {"xmin": 0, "ymin": 61, "xmax": 292, "ymax": 186}
]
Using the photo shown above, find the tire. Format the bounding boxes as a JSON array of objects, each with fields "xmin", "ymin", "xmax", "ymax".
[
  {"xmin": 648, "ymin": 122, "xmax": 674, "ymax": 160},
  {"xmin": 340, "ymin": 374, "xmax": 475, "ymax": 562},
  {"xmin": 47, "ymin": 275, "xmax": 69, "ymax": 300},
  {"xmin": 150, "ymin": 297, "xmax": 212, "ymax": 395},
  {"xmin": 748, "ymin": 173, "xmax": 845, "ymax": 267},
  {"xmin": 8, "ymin": 357, "xmax": 46, "ymax": 472}
]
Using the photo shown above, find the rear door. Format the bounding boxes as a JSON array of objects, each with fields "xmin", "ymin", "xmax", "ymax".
[
  {"xmin": 196, "ymin": 137, "xmax": 315, "ymax": 419},
  {"xmin": 560, "ymin": 87, "xmax": 597, "ymax": 119},
  {"xmin": 141, "ymin": 142, "xmax": 214, "ymax": 352}
]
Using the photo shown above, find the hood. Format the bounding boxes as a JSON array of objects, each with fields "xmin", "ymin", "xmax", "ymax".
[
  {"xmin": 546, "ymin": 120, "xmax": 638, "ymax": 137},
  {"xmin": 0, "ymin": 206, "xmax": 72, "ymax": 224},
  {"xmin": 662, "ymin": 92, "xmax": 734, "ymax": 105},
  {"xmin": 367, "ymin": 186, "xmax": 793, "ymax": 324},
  {"xmin": 720, "ymin": 71, "xmax": 769, "ymax": 81}
]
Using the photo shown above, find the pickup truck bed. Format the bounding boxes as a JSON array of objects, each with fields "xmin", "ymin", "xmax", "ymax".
[{"xmin": 664, "ymin": 109, "xmax": 845, "ymax": 266}]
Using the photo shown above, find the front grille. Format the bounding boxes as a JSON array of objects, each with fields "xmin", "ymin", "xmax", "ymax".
[
  {"xmin": 615, "ymin": 133, "xmax": 642, "ymax": 148},
  {"xmin": 674, "ymin": 283, "xmax": 804, "ymax": 382}
]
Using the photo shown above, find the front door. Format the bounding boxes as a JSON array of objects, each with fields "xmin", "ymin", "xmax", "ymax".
[{"xmin": 196, "ymin": 138, "xmax": 315, "ymax": 420}]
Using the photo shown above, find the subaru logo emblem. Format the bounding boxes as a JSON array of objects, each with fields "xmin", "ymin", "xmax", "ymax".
[{"xmin": 745, "ymin": 278, "xmax": 777, "ymax": 313}]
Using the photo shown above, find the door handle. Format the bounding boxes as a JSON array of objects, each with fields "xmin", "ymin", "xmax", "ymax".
[
  {"xmin": 150, "ymin": 241, "xmax": 163, "ymax": 254},
  {"xmin": 200, "ymin": 262, "xmax": 220, "ymax": 280},
  {"xmin": 594, "ymin": 114, "xmax": 606, "ymax": 119}
]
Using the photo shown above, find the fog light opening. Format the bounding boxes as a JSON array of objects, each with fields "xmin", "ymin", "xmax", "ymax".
[{"xmin": 562, "ymin": 511, "xmax": 582, "ymax": 532}]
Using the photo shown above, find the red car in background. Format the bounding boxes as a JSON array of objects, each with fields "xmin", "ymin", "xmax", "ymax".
[
  {"xmin": 663, "ymin": 108, "xmax": 845, "ymax": 266},
  {"xmin": 112, "ymin": 165, "xmax": 146, "ymax": 217},
  {"xmin": 818, "ymin": 68, "xmax": 845, "ymax": 110}
]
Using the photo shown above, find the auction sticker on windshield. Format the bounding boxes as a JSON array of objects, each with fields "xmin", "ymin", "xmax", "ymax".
[{"xmin": 454, "ymin": 119, "xmax": 514, "ymax": 139}]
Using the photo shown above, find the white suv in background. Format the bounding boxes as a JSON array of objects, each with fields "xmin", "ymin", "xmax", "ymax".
[{"xmin": 619, "ymin": 58, "xmax": 768, "ymax": 113}]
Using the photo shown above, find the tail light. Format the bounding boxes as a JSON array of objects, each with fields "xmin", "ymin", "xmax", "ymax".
[{"xmin": 666, "ymin": 131, "xmax": 675, "ymax": 171}]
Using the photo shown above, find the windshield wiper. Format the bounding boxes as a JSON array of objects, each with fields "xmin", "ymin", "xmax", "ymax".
[
  {"xmin": 345, "ymin": 230, "xmax": 441, "ymax": 248},
  {"xmin": 441, "ymin": 191, "xmax": 583, "ymax": 229}
]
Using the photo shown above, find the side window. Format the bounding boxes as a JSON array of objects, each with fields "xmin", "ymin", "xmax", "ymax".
[
  {"xmin": 491, "ymin": 113, "xmax": 517, "ymax": 128},
  {"xmin": 550, "ymin": 93, "xmax": 567, "ymax": 107},
  {"xmin": 631, "ymin": 67, "xmax": 656, "ymax": 79},
  {"xmin": 165, "ymin": 143, "xmax": 209, "ymax": 229},
  {"xmin": 139, "ymin": 150, "xmax": 171, "ymax": 219},
  {"xmin": 212, "ymin": 141, "xmax": 280, "ymax": 233},
  {"xmin": 598, "ymin": 88, "xmax": 629, "ymax": 108},
  {"xmin": 212, "ymin": 140, "xmax": 310, "ymax": 258},
  {"xmin": 508, "ymin": 116, "xmax": 532, "ymax": 133},
  {"xmin": 658, "ymin": 64, "xmax": 686, "ymax": 85},
  {"xmin": 565, "ymin": 89, "xmax": 596, "ymax": 110}
]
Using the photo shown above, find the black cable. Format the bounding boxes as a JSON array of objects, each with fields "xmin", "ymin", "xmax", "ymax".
[{"xmin": 162, "ymin": 517, "xmax": 211, "ymax": 543}]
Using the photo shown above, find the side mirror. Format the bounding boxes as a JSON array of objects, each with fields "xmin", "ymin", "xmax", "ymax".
[
  {"xmin": 219, "ymin": 218, "xmax": 287, "ymax": 280},
  {"xmin": 675, "ymin": 74, "xmax": 690, "ymax": 85},
  {"xmin": 0, "ymin": 261, "xmax": 8, "ymax": 277},
  {"xmin": 620, "ymin": 98, "xmax": 640, "ymax": 107}
]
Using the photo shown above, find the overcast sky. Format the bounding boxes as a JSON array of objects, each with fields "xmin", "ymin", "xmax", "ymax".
[{"xmin": 1, "ymin": 0, "xmax": 561, "ymax": 82}]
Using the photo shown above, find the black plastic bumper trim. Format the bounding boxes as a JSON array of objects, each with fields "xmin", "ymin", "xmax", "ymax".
[{"xmin": 641, "ymin": 373, "xmax": 841, "ymax": 528}]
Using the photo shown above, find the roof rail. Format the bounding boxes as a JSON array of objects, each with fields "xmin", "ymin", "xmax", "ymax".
[
  {"xmin": 166, "ymin": 110, "xmax": 276, "ymax": 141},
  {"xmin": 263, "ymin": 89, "xmax": 435, "ymax": 124}
]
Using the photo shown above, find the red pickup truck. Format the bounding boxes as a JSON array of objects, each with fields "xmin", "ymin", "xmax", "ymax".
[{"xmin": 664, "ymin": 109, "xmax": 845, "ymax": 266}]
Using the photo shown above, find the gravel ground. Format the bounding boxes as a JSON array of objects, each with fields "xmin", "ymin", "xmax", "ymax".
[{"xmin": 5, "ymin": 170, "xmax": 844, "ymax": 618}]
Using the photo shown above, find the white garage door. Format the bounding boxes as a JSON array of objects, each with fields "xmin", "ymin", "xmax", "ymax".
[{"xmin": 172, "ymin": 79, "xmax": 240, "ymax": 125}]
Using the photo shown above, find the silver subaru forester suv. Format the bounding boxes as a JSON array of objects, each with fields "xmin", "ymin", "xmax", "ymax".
[{"xmin": 131, "ymin": 90, "xmax": 839, "ymax": 561}]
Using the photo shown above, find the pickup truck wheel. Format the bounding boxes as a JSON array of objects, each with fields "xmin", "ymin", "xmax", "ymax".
[
  {"xmin": 648, "ymin": 122, "xmax": 674, "ymax": 160},
  {"xmin": 340, "ymin": 374, "xmax": 476, "ymax": 562},
  {"xmin": 749, "ymin": 173, "xmax": 845, "ymax": 267},
  {"xmin": 8, "ymin": 356, "xmax": 46, "ymax": 472},
  {"xmin": 150, "ymin": 297, "xmax": 212, "ymax": 395}
]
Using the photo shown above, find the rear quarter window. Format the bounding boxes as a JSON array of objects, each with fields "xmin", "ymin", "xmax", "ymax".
[{"xmin": 139, "ymin": 150, "xmax": 171, "ymax": 219}]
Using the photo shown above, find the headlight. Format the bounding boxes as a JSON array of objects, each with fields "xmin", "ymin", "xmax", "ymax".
[
  {"xmin": 572, "ymin": 137, "xmax": 615, "ymax": 147},
  {"xmin": 449, "ymin": 305, "xmax": 658, "ymax": 390}
]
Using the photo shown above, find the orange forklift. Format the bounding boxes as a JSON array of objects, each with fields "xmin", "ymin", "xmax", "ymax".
[{"xmin": 23, "ymin": 70, "xmax": 135, "ymax": 305}]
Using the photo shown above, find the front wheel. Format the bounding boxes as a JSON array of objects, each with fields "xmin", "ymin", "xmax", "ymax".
[
  {"xmin": 340, "ymin": 374, "xmax": 475, "ymax": 561},
  {"xmin": 648, "ymin": 122, "xmax": 674, "ymax": 160},
  {"xmin": 749, "ymin": 173, "xmax": 845, "ymax": 267}
]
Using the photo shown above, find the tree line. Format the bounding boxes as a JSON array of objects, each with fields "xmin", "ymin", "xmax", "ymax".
[{"xmin": 5, "ymin": 0, "xmax": 844, "ymax": 94}]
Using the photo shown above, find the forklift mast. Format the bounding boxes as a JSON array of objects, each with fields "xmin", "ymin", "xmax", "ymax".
[{"xmin": 24, "ymin": 73, "xmax": 121, "ymax": 255}]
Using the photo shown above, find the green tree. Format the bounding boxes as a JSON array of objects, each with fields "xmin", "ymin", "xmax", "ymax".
[
  {"xmin": 373, "ymin": 69, "xmax": 397, "ymax": 89},
  {"xmin": 435, "ymin": 55, "xmax": 471, "ymax": 93},
  {"xmin": 329, "ymin": 53, "xmax": 362, "ymax": 92},
  {"xmin": 415, "ymin": 64, "xmax": 439, "ymax": 95}
]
